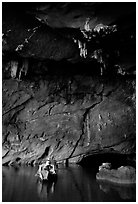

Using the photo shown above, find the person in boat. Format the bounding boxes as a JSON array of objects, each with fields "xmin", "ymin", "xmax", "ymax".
[
  {"xmin": 37, "ymin": 157, "xmax": 57, "ymax": 180},
  {"xmin": 37, "ymin": 162, "xmax": 49, "ymax": 180},
  {"xmin": 49, "ymin": 156, "xmax": 58, "ymax": 174}
]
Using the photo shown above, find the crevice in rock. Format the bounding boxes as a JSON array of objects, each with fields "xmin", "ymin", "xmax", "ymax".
[
  {"xmin": 2, "ymin": 96, "xmax": 33, "ymax": 116},
  {"xmin": 68, "ymin": 98, "xmax": 103, "ymax": 158},
  {"xmin": 65, "ymin": 136, "xmax": 135, "ymax": 164},
  {"xmin": 2, "ymin": 132, "xmax": 10, "ymax": 144},
  {"xmin": 103, "ymin": 84, "xmax": 120, "ymax": 97},
  {"xmin": 38, "ymin": 146, "xmax": 50, "ymax": 160},
  {"xmin": 2, "ymin": 149, "xmax": 10, "ymax": 158},
  {"xmin": 7, "ymin": 107, "xmax": 25, "ymax": 124},
  {"xmin": 37, "ymin": 102, "xmax": 49, "ymax": 111},
  {"xmin": 48, "ymin": 103, "xmax": 57, "ymax": 116}
]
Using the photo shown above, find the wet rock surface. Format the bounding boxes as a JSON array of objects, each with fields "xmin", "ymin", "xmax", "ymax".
[
  {"xmin": 2, "ymin": 2, "xmax": 136, "ymax": 166},
  {"xmin": 97, "ymin": 180, "xmax": 136, "ymax": 200},
  {"xmin": 2, "ymin": 75, "xmax": 135, "ymax": 165},
  {"xmin": 96, "ymin": 165, "xmax": 136, "ymax": 184}
]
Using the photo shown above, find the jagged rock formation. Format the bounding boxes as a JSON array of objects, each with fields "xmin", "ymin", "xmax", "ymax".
[
  {"xmin": 2, "ymin": 2, "xmax": 136, "ymax": 69},
  {"xmin": 2, "ymin": 2, "xmax": 136, "ymax": 165},
  {"xmin": 2, "ymin": 75, "xmax": 135, "ymax": 165},
  {"xmin": 96, "ymin": 165, "xmax": 136, "ymax": 184}
]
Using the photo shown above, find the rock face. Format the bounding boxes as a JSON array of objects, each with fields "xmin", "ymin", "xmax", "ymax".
[
  {"xmin": 96, "ymin": 165, "xmax": 136, "ymax": 184},
  {"xmin": 2, "ymin": 9, "xmax": 79, "ymax": 61},
  {"xmin": 2, "ymin": 75, "xmax": 135, "ymax": 165},
  {"xmin": 2, "ymin": 2, "xmax": 136, "ymax": 166}
]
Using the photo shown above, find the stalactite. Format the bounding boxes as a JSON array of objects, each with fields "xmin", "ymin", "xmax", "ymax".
[
  {"xmin": 77, "ymin": 40, "xmax": 87, "ymax": 58},
  {"xmin": 10, "ymin": 61, "xmax": 18, "ymax": 78},
  {"xmin": 84, "ymin": 18, "xmax": 91, "ymax": 32},
  {"xmin": 91, "ymin": 49, "xmax": 105, "ymax": 75},
  {"xmin": 86, "ymin": 113, "xmax": 91, "ymax": 146},
  {"xmin": 19, "ymin": 58, "xmax": 29, "ymax": 80}
]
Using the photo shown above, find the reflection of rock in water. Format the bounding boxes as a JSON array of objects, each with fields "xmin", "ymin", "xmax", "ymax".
[
  {"xmin": 37, "ymin": 178, "xmax": 57, "ymax": 200},
  {"xmin": 96, "ymin": 165, "xmax": 136, "ymax": 184},
  {"xmin": 97, "ymin": 180, "xmax": 136, "ymax": 200}
]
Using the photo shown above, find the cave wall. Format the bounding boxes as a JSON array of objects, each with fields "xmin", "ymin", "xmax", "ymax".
[
  {"xmin": 2, "ymin": 74, "xmax": 135, "ymax": 165},
  {"xmin": 2, "ymin": 2, "xmax": 136, "ymax": 166}
]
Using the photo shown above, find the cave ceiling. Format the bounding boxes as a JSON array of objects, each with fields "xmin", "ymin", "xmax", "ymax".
[{"xmin": 2, "ymin": 2, "xmax": 136, "ymax": 74}]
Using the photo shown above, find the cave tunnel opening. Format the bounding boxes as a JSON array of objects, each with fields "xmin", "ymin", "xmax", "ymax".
[{"xmin": 78, "ymin": 153, "xmax": 135, "ymax": 172}]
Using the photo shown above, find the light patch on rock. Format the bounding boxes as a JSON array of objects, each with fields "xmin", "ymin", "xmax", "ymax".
[
  {"xmin": 78, "ymin": 40, "xmax": 87, "ymax": 58},
  {"xmin": 18, "ymin": 58, "xmax": 29, "ymax": 80},
  {"xmin": 117, "ymin": 66, "xmax": 126, "ymax": 75},
  {"xmin": 84, "ymin": 18, "xmax": 91, "ymax": 32},
  {"xmin": 98, "ymin": 114, "xmax": 102, "ymax": 120},
  {"xmin": 15, "ymin": 44, "xmax": 24, "ymax": 51},
  {"xmin": 10, "ymin": 61, "xmax": 18, "ymax": 78}
]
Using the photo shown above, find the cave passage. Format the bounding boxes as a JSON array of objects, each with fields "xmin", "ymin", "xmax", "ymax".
[{"xmin": 78, "ymin": 153, "xmax": 136, "ymax": 170}]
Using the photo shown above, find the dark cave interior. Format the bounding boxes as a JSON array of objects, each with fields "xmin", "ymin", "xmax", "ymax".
[
  {"xmin": 2, "ymin": 3, "xmax": 136, "ymax": 203},
  {"xmin": 79, "ymin": 153, "xmax": 136, "ymax": 170},
  {"xmin": 2, "ymin": 2, "xmax": 136, "ymax": 169}
]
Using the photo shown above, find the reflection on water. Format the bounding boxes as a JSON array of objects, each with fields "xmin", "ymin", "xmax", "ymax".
[
  {"xmin": 37, "ymin": 177, "xmax": 57, "ymax": 200},
  {"xmin": 97, "ymin": 180, "xmax": 136, "ymax": 200},
  {"xmin": 2, "ymin": 165, "xmax": 136, "ymax": 202}
]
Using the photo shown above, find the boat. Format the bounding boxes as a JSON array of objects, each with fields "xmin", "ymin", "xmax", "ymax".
[
  {"xmin": 36, "ymin": 170, "xmax": 57, "ymax": 183},
  {"xmin": 36, "ymin": 161, "xmax": 57, "ymax": 182}
]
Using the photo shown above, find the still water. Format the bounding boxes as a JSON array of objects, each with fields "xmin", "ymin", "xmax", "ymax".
[{"xmin": 2, "ymin": 165, "xmax": 136, "ymax": 202}]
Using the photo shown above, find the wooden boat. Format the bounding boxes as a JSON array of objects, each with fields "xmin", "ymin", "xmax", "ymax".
[{"xmin": 36, "ymin": 163, "xmax": 57, "ymax": 181}]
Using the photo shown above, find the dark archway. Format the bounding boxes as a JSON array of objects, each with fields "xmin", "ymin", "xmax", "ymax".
[{"xmin": 78, "ymin": 153, "xmax": 135, "ymax": 171}]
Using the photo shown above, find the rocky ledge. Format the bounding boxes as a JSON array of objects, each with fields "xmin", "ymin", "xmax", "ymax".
[{"xmin": 96, "ymin": 164, "xmax": 136, "ymax": 184}]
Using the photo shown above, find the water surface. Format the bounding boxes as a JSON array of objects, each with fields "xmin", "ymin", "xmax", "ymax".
[{"xmin": 2, "ymin": 165, "xmax": 136, "ymax": 202}]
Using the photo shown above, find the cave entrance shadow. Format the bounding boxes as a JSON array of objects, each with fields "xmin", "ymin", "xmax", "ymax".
[{"xmin": 78, "ymin": 153, "xmax": 135, "ymax": 172}]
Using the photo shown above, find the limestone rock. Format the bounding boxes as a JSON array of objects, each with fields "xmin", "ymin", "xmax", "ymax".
[
  {"xmin": 2, "ymin": 76, "xmax": 135, "ymax": 165},
  {"xmin": 2, "ymin": 2, "xmax": 136, "ymax": 166},
  {"xmin": 96, "ymin": 165, "xmax": 136, "ymax": 184}
]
